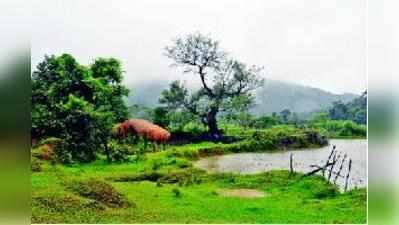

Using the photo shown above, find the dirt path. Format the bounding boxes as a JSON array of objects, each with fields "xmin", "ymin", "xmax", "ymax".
[{"xmin": 217, "ymin": 188, "xmax": 266, "ymax": 198}]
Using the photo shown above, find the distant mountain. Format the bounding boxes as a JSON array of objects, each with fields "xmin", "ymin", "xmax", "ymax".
[
  {"xmin": 125, "ymin": 79, "xmax": 359, "ymax": 115},
  {"xmin": 126, "ymin": 82, "xmax": 167, "ymax": 107},
  {"xmin": 252, "ymin": 80, "xmax": 358, "ymax": 115}
]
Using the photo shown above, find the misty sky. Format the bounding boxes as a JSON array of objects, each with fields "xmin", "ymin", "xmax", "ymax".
[{"xmin": 31, "ymin": 0, "xmax": 366, "ymax": 95}]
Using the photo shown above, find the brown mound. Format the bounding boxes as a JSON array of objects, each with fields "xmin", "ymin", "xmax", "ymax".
[{"xmin": 217, "ymin": 188, "xmax": 266, "ymax": 198}]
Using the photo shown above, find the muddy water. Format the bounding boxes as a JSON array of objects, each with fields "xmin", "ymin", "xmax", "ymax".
[{"xmin": 194, "ymin": 139, "xmax": 367, "ymax": 190}]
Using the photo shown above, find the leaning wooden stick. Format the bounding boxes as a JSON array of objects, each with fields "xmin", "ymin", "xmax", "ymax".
[
  {"xmin": 344, "ymin": 159, "xmax": 352, "ymax": 192},
  {"xmin": 323, "ymin": 145, "xmax": 336, "ymax": 177},
  {"xmin": 304, "ymin": 162, "xmax": 334, "ymax": 177},
  {"xmin": 334, "ymin": 153, "xmax": 347, "ymax": 184},
  {"xmin": 328, "ymin": 152, "xmax": 341, "ymax": 181},
  {"xmin": 309, "ymin": 165, "xmax": 344, "ymax": 178}
]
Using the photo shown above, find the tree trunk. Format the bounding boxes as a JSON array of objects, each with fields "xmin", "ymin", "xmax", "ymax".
[{"xmin": 206, "ymin": 108, "xmax": 220, "ymax": 139}]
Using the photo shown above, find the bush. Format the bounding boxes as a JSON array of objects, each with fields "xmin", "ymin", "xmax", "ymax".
[
  {"xmin": 182, "ymin": 122, "xmax": 206, "ymax": 136},
  {"xmin": 106, "ymin": 140, "xmax": 131, "ymax": 163},
  {"xmin": 31, "ymin": 158, "xmax": 42, "ymax": 172},
  {"xmin": 31, "ymin": 144, "xmax": 55, "ymax": 161},
  {"xmin": 70, "ymin": 179, "xmax": 129, "ymax": 208},
  {"xmin": 31, "ymin": 137, "xmax": 61, "ymax": 161}
]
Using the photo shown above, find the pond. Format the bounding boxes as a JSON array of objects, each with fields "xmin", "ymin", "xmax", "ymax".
[{"xmin": 194, "ymin": 139, "xmax": 367, "ymax": 190}]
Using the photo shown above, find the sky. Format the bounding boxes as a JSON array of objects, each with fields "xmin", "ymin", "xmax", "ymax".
[{"xmin": 31, "ymin": 0, "xmax": 366, "ymax": 95}]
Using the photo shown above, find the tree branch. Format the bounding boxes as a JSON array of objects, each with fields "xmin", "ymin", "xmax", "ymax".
[{"xmin": 198, "ymin": 66, "xmax": 215, "ymax": 97}]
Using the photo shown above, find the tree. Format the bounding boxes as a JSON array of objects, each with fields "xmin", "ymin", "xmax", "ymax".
[
  {"xmin": 279, "ymin": 109, "xmax": 291, "ymax": 123},
  {"xmin": 161, "ymin": 33, "xmax": 264, "ymax": 138},
  {"xmin": 152, "ymin": 106, "xmax": 170, "ymax": 128},
  {"xmin": 328, "ymin": 101, "xmax": 348, "ymax": 120},
  {"xmin": 327, "ymin": 91, "xmax": 367, "ymax": 124},
  {"xmin": 31, "ymin": 54, "xmax": 129, "ymax": 163}
]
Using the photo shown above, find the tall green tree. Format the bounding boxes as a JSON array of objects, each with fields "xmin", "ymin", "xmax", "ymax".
[
  {"xmin": 161, "ymin": 33, "xmax": 264, "ymax": 138},
  {"xmin": 31, "ymin": 54, "xmax": 129, "ymax": 162}
]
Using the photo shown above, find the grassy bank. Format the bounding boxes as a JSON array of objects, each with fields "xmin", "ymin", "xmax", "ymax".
[
  {"xmin": 32, "ymin": 137, "xmax": 366, "ymax": 223},
  {"xmin": 222, "ymin": 122, "xmax": 366, "ymax": 140},
  {"xmin": 309, "ymin": 120, "xmax": 367, "ymax": 139}
]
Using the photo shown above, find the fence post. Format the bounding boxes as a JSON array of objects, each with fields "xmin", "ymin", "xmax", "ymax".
[
  {"xmin": 290, "ymin": 153, "xmax": 294, "ymax": 175},
  {"xmin": 344, "ymin": 159, "xmax": 352, "ymax": 192}
]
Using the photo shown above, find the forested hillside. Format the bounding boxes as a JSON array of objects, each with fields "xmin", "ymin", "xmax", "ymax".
[{"xmin": 126, "ymin": 79, "xmax": 358, "ymax": 115}]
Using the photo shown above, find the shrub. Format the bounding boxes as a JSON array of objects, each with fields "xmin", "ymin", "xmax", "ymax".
[
  {"xmin": 31, "ymin": 137, "xmax": 61, "ymax": 161},
  {"xmin": 70, "ymin": 179, "xmax": 129, "ymax": 208},
  {"xmin": 38, "ymin": 137, "xmax": 62, "ymax": 146},
  {"xmin": 31, "ymin": 158, "xmax": 42, "ymax": 172},
  {"xmin": 182, "ymin": 122, "xmax": 206, "ymax": 136},
  {"xmin": 31, "ymin": 144, "xmax": 55, "ymax": 161},
  {"xmin": 106, "ymin": 140, "xmax": 131, "ymax": 163}
]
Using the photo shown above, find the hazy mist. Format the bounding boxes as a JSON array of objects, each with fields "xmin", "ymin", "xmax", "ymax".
[{"xmin": 31, "ymin": 0, "xmax": 366, "ymax": 95}]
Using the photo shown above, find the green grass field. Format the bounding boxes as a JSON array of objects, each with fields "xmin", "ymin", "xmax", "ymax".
[{"xmin": 31, "ymin": 142, "xmax": 367, "ymax": 224}]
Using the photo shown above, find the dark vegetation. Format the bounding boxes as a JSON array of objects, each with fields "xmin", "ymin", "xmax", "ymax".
[{"xmin": 31, "ymin": 33, "xmax": 367, "ymax": 223}]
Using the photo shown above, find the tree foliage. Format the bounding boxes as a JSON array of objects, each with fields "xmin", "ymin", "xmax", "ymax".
[
  {"xmin": 31, "ymin": 54, "xmax": 129, "ymax": 163},
  {"xmin": 160, "ymin": 33, "xmax": 264, "ymax": 137},
  {"xmin": 328, "ymin": 90, "xmax": 367, "ymax": 124},
  {"xmin": 279, "ymin": 109, "xmax": 291, "ymax": 123}
]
